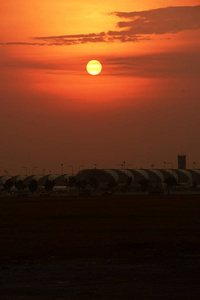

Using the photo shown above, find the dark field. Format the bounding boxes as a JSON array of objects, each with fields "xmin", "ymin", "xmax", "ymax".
[{"xmin": 1, "ymin": 195, "xmax": 200, "ymax": 299}]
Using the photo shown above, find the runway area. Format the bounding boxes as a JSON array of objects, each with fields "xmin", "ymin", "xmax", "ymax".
[{"xmin": 1, "ymin": 195, "xmax": 200, "ymax": 299}]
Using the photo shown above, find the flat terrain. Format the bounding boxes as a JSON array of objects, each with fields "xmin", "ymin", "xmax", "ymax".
[{"xmin": 1, "ymin": 195, "xmax": 200, "ymax": 299}]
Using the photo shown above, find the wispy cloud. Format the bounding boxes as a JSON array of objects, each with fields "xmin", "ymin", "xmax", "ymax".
[
  {"xmin": 2, "ymin": 50, "xmax": 199, "ymax": 79},
  {"xmin": 105, "ymin": 51, "xmax": 200, "ymax": 78},
  {"xmin": 33, "ymin": 32, "xmax": 107, "ymax": 45},
  {"xmin": 1, "ymin": 6, "xmax": 199, "ymax": 46},
  {"xmin": 0, "ymin": 32, "xmax": 147, "ymax": 46}
]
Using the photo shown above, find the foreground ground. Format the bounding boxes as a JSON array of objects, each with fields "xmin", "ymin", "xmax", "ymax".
[{"xmin": 1, "ymin": 195, "xmax": 200, "ymax": 299}]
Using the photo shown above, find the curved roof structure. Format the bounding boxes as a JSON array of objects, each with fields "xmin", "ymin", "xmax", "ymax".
[
  {"xmin": 148, "ymin": 170, "xmax": 165, "ymax": 182},
  {"xmin": 192, "ymin": 169, "xmax": 200, "ymax": 174},
  {"xmin": 121, "ymin": 170, "xmax": 134, "ymax": 180},
  {"xmin": 2, "ymin": 168, "xmax": 200, "ymax": 193},
  {"xmin": 55, "ymin": 174, "xmax": 71, "ymax": 186},
  {"xmin": 0, "ymin": 176, "xmax": 15, "ymax": 191},
  {"xmin": 32, "ymin": 176, "xmax": 44, "ymax": 184},
  {"xmin": 127, "ymin": 169, "xmax": 149, "ymax": 185},
  {"xmin": 75, "ymin": 169, "xmax": 118, "ymax": 189},
  {"xmin": 161, "ymin": 170, "xmax": 179, "ymax": 182},
  {"xmin": 104, "ymin": 170, "xmax": 119, "ymax": 183},
  {"xmin": 0, "ymin": 176, "xmax": 11, "ymax": 185},
  {"xmin": 27, "ymin": 175, "xmax": 58, "ymax": 192},
  {"xmin": 15, "ymin": 176, "xmax": 27, "ymax": 182},
  {"xmin": 144, "ymin": 169, "xmax": 163, "ymax": 182},
  {"xmin": 14, "ymin": 176, "xmax": 28, "ymax": 190},
  {"xmin": 187, "ymin": 169, "xmax": 200, "ymax": 185},
  {"xmin": 8, "ymin": 175, "xmax": 19, "ymax": 183},
  {"xmin": 34, "ymin": 175, "xmax": 58, "ymax": 186},
  {"xmin": 175, "ymin": 169, "xmax": 193, "ymax": 183},
  {"xmin": 192, "ymin": 169, "xmax": 200, "ymax": 175},
  {"xmin": 111, "ymin": 169, "xmax": 134, "ymax": 186},
  {"xmin": 134, "ymin": 169, "xmax": 149, "ymax": 180},
  {"xmin": 23, "ymin": 175, "xmax": 35, "ymax": 186}
]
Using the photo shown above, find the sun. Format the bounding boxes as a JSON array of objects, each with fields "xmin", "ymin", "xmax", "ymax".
[{"xmin": 86, "ymin": 60, "xmax": 102, "ymax": 75}]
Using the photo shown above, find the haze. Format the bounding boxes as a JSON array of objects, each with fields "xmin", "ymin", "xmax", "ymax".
[{"xmin": 0, "ymin": 0, "xmax": 200, "ymax": 175}]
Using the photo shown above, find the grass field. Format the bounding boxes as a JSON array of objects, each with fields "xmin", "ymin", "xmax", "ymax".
[{"xmin": 1, "ymin": 195, "xmax": 200, "ymax": 299}]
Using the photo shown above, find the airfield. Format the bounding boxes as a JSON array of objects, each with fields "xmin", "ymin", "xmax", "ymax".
[{"xmin": 1, "ymin": 194, "xmax": 200, "ymax": 299}]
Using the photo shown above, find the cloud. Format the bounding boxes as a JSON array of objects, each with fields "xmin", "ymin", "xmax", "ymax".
[
  {"xmin": 114, "ymin": 5, "xmax": 200, "ymax": 35},
  {"xmin": 105, "ymin": 52, "xmax": 200, "ymax": 78},
  {"xmin": 33, "ymin": 32, "xmax": 107, "ymax": 45},
  {"xmin": 2, "ymin": 48, "xmax": 199, "ymax": 80},
  {"xmin": 0, "ymin": 6, "xmax": 199, "ymax": 46},
  {"xmin": 0, "ymin": 32, "xmax": 147, "ymax": 46}
]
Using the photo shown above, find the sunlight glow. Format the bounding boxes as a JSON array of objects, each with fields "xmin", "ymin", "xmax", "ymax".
[{"xmin": 86, "ymin": 60, "xmax": 102, "ymax": 75}]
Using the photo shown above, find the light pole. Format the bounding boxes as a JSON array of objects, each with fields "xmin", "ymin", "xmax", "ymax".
[
  {"xmin": 123, "ymin": 161, "xmax": 126, "ymax": 170},
  {"xmin": 21, "ymin": 167, "xmax": 27, "ymax": 176}
]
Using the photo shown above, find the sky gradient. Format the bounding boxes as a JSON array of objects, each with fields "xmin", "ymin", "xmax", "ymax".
[{"xmin": 0, "ymin": 0, "xmax": 200, "ymax": 175}]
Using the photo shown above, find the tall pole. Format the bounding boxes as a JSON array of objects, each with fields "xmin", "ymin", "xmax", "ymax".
[
  {"xmin": 123, "ymin": 161, "xmax": 126, "ymax": 170},
  {"xmin": 61, "ymin": 163, "xmax": 63, "ymax": 175}
]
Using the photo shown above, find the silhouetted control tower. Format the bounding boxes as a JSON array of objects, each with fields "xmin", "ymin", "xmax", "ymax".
[{"xmin": 178, "ymin": 155, "xmax": 186, "ymax": 169}]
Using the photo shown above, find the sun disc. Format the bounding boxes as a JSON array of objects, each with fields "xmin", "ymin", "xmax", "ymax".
[{"xmin": 86, "ymin": 60, "xmax": 102, "ymax": 75}]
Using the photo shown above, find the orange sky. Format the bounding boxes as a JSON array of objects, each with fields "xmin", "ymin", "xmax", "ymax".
[{"xmin": 0, "ymin": 1, "xmax": 200, "ymax": 175}]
